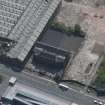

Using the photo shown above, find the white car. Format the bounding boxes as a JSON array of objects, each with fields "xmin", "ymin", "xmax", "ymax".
[
  {"xmin": 0, "ymin": 102, "xmax": 2, "ymax": 105},
  {"xmin": 9, "ymin": 77, "xmax": 17, "ymax": 86},
  {"xmin": 94, "ymin": 100, "xmax": 98, "ymax": 104},
  {"xmin": 58, "ymin": 83, "xmax": 69, "ymax": 91},
  {"xmin": 98, "ymin": 102, "xmax": 103, "ymax": 105}
]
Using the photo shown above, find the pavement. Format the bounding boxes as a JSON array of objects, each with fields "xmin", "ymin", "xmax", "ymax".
[{"xmin": 0, "ymin": 63, "xmax": 105, "ymax": 105}]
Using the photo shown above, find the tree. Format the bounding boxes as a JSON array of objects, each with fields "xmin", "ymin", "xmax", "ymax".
[
  {"xmin": 95, "ymin": 69, "xmax": 105, "ymax": 88},
  {"xmin": 74, "ymin": 24, "xmax": 81, "ymax": 34},
  {"xmin": 93, "ymin": 57, "xmax": 105, "ymax": 88},
  {"xmin": 74, "ymin": 24, "xmax": 85, "ymax": 37}
]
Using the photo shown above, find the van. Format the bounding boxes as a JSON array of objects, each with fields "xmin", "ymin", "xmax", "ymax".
[
  {"xmin": 58, "ymin": 83, "xmax": 69, "ymax": 91},
  {"xmin": 9, "ymin": 77, "xmax": 17, "ymax": 86}
]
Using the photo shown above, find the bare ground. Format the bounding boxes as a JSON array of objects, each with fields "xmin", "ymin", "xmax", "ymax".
[{"xmin": 56, "ymin": 0, "xmax": 105, "ymax": 84}]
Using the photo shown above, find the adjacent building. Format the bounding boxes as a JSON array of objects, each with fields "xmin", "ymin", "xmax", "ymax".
[{"xmin": 0, "ymin": 0, "xmax": 61, "ymax": 63}]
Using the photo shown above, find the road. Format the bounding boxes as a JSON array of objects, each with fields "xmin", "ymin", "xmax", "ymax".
[{"xmin": 0, "ymin": 63, "xmax": 104, "ymax": 105}]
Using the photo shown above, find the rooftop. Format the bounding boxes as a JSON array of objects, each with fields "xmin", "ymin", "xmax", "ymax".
[{"xmin": 0, "ymin": 0, "xmax": 61, "ymax": 61}]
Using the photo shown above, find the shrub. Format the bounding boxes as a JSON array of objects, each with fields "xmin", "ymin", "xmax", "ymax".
[
  {"xmin": 93, "ymin": 56, "xmax": 105, "ymax": 88},
  {"xmin": 50, "ymin": 21, "xmax": 67, "ymax": 33},
  {"xmin": 74, "ymin": 24, "xmax": 86, "ymax": 37},
  {"xmin": 49, "ymin": 22, "xmax": 86, "ymax": 37},
  {"xmin": 49, "ymin": 21, "xmax": 73, "ymax": 35}
]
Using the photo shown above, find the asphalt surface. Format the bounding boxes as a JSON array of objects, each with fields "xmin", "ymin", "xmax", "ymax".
[
  {"xmin": 0, "ymin": 63, "xmax": 104, "ymax": 105},
  {"xmin": 40, "ymin": 29, "xmax": 84, "ymax": 54}
]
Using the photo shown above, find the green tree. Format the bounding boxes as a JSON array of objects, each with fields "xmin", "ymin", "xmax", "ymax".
[
  {"xmin": 93, "ymin": 57, "xmax": 105, "ymax": 88},
  {"xmin": 74, "ymin": 24, "xmax": 85, "ymax": 37}
]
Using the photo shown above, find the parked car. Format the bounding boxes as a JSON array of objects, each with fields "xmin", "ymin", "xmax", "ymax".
[
  {"xmin": 58, "ymin": 83, "xmax": 69, "ymax": 91},
  {"xmin": 9, "ymin": 77, "xmax": 17, "ymax": 86},
  {"xmin": 93, "ymin": 100, "xmax": 98, "ymax": 104},
  {"xmin": 98, "ymin": 101, "xmax": 103, "ymax": 105}
]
